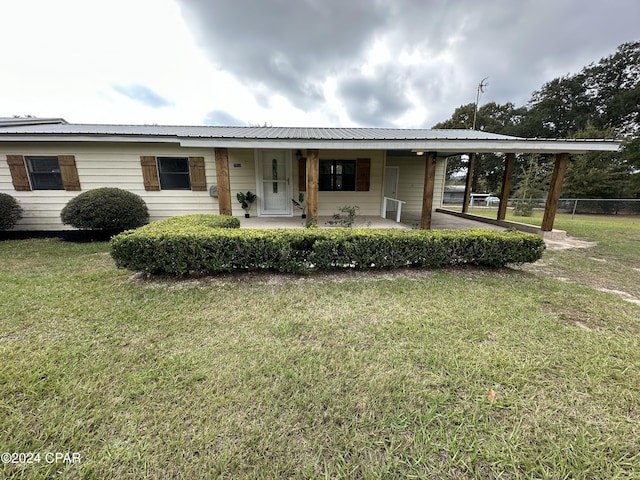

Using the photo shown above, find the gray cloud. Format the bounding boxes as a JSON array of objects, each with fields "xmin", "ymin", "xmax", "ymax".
[
  {"xmin": 177, "ymin": 0, "xmax": 640, "ymax": 127},
  {"xmin": 335, "ymin": 66, "xmax": 413, "ymax": 127},
  {"xmin": 203, "ymin": 110, "xmax": 246, "ymax": 126},
  {"xmin": 112, "ymin": 84, "xmax": 173, "ymax": 108},
  {"xmin": 178, "ymin": 0, "xmax": 388, "ymax": 109}
]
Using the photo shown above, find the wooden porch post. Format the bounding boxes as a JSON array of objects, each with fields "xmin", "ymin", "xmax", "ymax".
[
  {"xmin": 214, "ymin": 148, "xmax": 232, "ymax": 216},
  {"xmin": 497, "ymin": 153, "xmax": 516, "ymax": 220},
  {"xmin": 420, "ymin": 152, "xmax": 437, "ymax": 230},
  {"xmin": 541, "ymin": 152, "xmax": 569, "ymax": 232},
  {"xmin": 306, "ymin": 149, "xmax": 319, "ymax": 226},
  {"xmin": 462, "ymin": 153, "xmax": 476, "ymax": 213}
]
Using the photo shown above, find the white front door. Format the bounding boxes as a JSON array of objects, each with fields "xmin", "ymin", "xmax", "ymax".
[
  {"xmin": 257, "ymin": 150, "xmax": 292, "ymax": 216},
  {"xmin": 384, "ymin": 166, "xmax": 399, "ymax": 212}
]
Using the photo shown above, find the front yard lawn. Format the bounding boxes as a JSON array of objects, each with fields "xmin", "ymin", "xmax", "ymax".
[{"xmin": 1, "ymin": 234, "xmax": 639, "ymax": 478}]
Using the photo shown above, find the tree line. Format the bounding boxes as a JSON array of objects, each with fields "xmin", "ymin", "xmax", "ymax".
[{"xmin": 434, "ymin": 41, "xmax": 640, "ymax": 200}]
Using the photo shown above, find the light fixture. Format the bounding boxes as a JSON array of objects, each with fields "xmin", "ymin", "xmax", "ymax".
[
  {"xmin": 416, "ymin": 151, "xmax": 424, "ymax": 156},
  {"xmin": 295, "ymin": 149, "xmax": 303, "ymax": 161}
]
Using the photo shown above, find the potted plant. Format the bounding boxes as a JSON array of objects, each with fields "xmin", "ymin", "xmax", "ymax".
[
  {"xmin": 292, "ymin": 192, "xmax": 307, "ymax": 218},
  {"xmin": 236, "ymin": 191, "xmax": 256, "ymax": 218}
]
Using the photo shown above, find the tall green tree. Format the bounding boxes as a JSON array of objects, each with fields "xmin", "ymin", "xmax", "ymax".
[
  {"xmin": 435, "ymin": 41, "xmax": 640, "ymax": 198},
  {"xmin": 563, "ymin": 126, "xmax": 637, "ymax": 198}
]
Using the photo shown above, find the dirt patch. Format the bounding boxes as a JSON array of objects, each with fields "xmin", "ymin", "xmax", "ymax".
[
  {"xmin": 544, "ymin": 236, "xmax": 597, "ymax": 251},
  {"xmin": 544, "ymin": 303, "xmax": 606, "ymax": 331},
  {"xmin": 126, "ymin": 265, "xmax": 526, "ymax": 288},
  {"xmin": 596, "ymin": 288, "xmax": 640, "ymax": 306},
  {"xmin": 573, "ymin": 321, "xmax": 592, "ymax": 331}
]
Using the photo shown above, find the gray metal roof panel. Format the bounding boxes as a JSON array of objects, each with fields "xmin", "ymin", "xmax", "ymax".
[{"xmin": 0, "ymin": 123, "xmax": 521, "ymax": 140}]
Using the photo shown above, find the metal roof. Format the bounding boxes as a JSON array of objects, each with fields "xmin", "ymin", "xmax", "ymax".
[
  {"xmin": 0, "ymin": 123, "xmax": 516, "ymax": 140},
  {"xmin": 0, "ymin": 122, "xmax": 622, "ymax": 154},
  {"xmin": 0, "ymin": 117, "xmax": 68, "ymax": 127}
]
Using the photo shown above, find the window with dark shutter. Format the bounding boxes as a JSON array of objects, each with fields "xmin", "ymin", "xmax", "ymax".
[
  {"xmin": 141, "ymin": 156, "xmax": 207, "ymax": 191},
  {"xmin": 319, "ymin": 160, "xmax": 356, "ymax": 191},
  {"xmin": 157, "ymin": 157, "xmax": 190, "ymax": 189},
  {"xmin": 25, "ymin": 156, "xmax": 64, "ymax": 190}
]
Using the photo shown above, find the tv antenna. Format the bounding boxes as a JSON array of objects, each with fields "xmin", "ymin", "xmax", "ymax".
[{"xmin": 472, "ymin": 77, "xmax": 489, "ymax": 130}]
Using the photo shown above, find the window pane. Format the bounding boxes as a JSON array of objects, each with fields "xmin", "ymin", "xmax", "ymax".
[
  {"xmin": 26, "ymin": 156, "xmax": 63, "ymax": 190},
  {"xmin": 319, "ymin": 160, "xmax": 356, "ymax": 191},
  {"xmin": 319, "ymin": 162, "xmax": 332, "ymax": 175},
  {"xmin": 158, "ymin": 157, "xmax": 189, "ymax": 173},
  {"xmin": 342, "ymin": 175, "xmax": 355, "ymax": 191},
  {"xmin": 341, "ymin": 162, "xmax": 356, "ymax": 175},
  {"xmin": 159, "ymin": 172, "xmax": 191, "ymax": 189},
  {"xmin": 319, "ymin": 174, "xmax": 332, "ymax": 191}
]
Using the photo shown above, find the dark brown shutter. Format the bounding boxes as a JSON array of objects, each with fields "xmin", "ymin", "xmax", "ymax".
[
  {"xmin": 356, "ymin": 158, "xmax": 370, "ymax": 191},
  {"xmin": 188, "ymin": 156, "xmax": 207, "ymax": 191},
  {"xmin": 298, "ymin": 157, "xmax": 306, "ymax": 192},
  {"xmin": 58, "ymin": 155, "xmax": 81, "ymax": 191},
  {"xmin": 6, "ymin": 155, "xmax": 31, "ymax": 191},
  {"xmin": 140, "ymin": 156, "xmax": 160, "ymax": 191}
]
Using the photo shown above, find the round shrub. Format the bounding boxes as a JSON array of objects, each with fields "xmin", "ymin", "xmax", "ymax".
[
  {"xmin": 0, "ymin": 193, "xmax": 24, "ymax": 230},
  {"xmin": 61, "ymin": 188, "xmax": 149, "ymax": 232}
]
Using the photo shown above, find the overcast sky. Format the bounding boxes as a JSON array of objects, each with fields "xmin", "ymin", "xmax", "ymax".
[{"xmin": 1, "ymin": 0, "xmax": 638, "ymax": 128}]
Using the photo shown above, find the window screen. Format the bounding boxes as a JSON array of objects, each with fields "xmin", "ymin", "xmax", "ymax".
[{"xmin": 25, "ymin": 156, "xmax": 63, "ymax": 190}]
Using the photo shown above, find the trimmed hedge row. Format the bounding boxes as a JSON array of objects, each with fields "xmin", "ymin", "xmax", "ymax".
[{"xmin": 111, "ymin": 216, "xmax": 545, "ymax": 275}]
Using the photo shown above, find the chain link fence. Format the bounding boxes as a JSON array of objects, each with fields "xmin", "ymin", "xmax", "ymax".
[{"xmin": 510, "ymin": 198, "xmax": 640, "ymax": 216}]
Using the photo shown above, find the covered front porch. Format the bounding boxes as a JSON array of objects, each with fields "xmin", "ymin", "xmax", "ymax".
[{"xmin": 208, "ymin": 129, "xmax": 621, "ymax": 237}]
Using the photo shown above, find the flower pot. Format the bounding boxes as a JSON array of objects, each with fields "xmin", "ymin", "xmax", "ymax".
[
  {"xmin": 244, "ymin": 213, "xmax": 250, "ymax": 218},
  {"xmin": 301, "ymin": 214, "xmax": 307, "ymax": 219}
]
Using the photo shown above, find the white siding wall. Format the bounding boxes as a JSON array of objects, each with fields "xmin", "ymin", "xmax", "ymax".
[
  {"xmin": 227, "ymin": 149, "xmax": 257, "ymax": 216},
  {"xmin": 1, "ymin": 142, "xmax": 219, "ymax": 230},
  {"xmin": 315, "ymin": 149, "xmax": 384, "ymax": 216},
  {"xmin": 385, "ymin": 156, "xmax": 447, "ymax": 213},
  {"xmin": 1, "ymin": 143, "xmax": 434, "ymax": 230}
]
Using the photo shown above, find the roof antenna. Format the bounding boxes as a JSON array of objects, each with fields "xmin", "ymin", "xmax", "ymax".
[{"xmin": 472, "ymin": 77, "xmax": 489, "ymax": 130}]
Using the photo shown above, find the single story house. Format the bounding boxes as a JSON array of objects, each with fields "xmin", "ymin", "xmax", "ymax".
[{"xmin": 0, "ymin": 118, "xmax": 621, "ymax": 234}]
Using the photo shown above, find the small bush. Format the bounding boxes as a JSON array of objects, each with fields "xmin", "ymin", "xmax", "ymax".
[
  {"xmin": 61, "ymin": 188, "xmax": 149, "ymax": 232},
  {"xmin": 513, "ymin": 200, "xmax": 534, "ymax": 216},
  {"xmin": 0, "ymin": 193, "xmax": 24, "ymax": 230},
  {"xmin": 326, "ymin": 205, "xmax": 360, "ymax": 227},
  {"xmin": 111, "ymin": 216, "xmax": 545, "ymax": 276}
]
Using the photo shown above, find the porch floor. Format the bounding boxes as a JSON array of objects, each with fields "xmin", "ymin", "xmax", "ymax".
[
  {"xmin": 238, "ymin": 211, "xmax": 506, "ymax": 231},
  {"xmin": 238, "ymin": 212, "xmax": 584, "ymax": 250}
]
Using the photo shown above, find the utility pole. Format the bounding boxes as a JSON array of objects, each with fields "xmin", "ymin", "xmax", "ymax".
[{"xmin": 472, "ymin": 77, "xmax": 489, "ymax": 130}]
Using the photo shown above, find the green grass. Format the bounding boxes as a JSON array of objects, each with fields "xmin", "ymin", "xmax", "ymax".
[
  {"xmin": 1, "ymin": 230, "xmax": 639, "ymax": 478},
  {"xmin": 447, "ymin": 208, "xmax": 640, "ymax": 298}
]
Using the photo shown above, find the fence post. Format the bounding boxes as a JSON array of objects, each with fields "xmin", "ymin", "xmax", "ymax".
[{"xmin": 571, "ymin": 199, "xmax": 578, "ymax": 219}]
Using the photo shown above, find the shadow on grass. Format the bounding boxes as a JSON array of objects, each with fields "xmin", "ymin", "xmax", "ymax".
[{"xmin": 0, "ymin": 230, "xmax": 118, "ymax": 243}]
